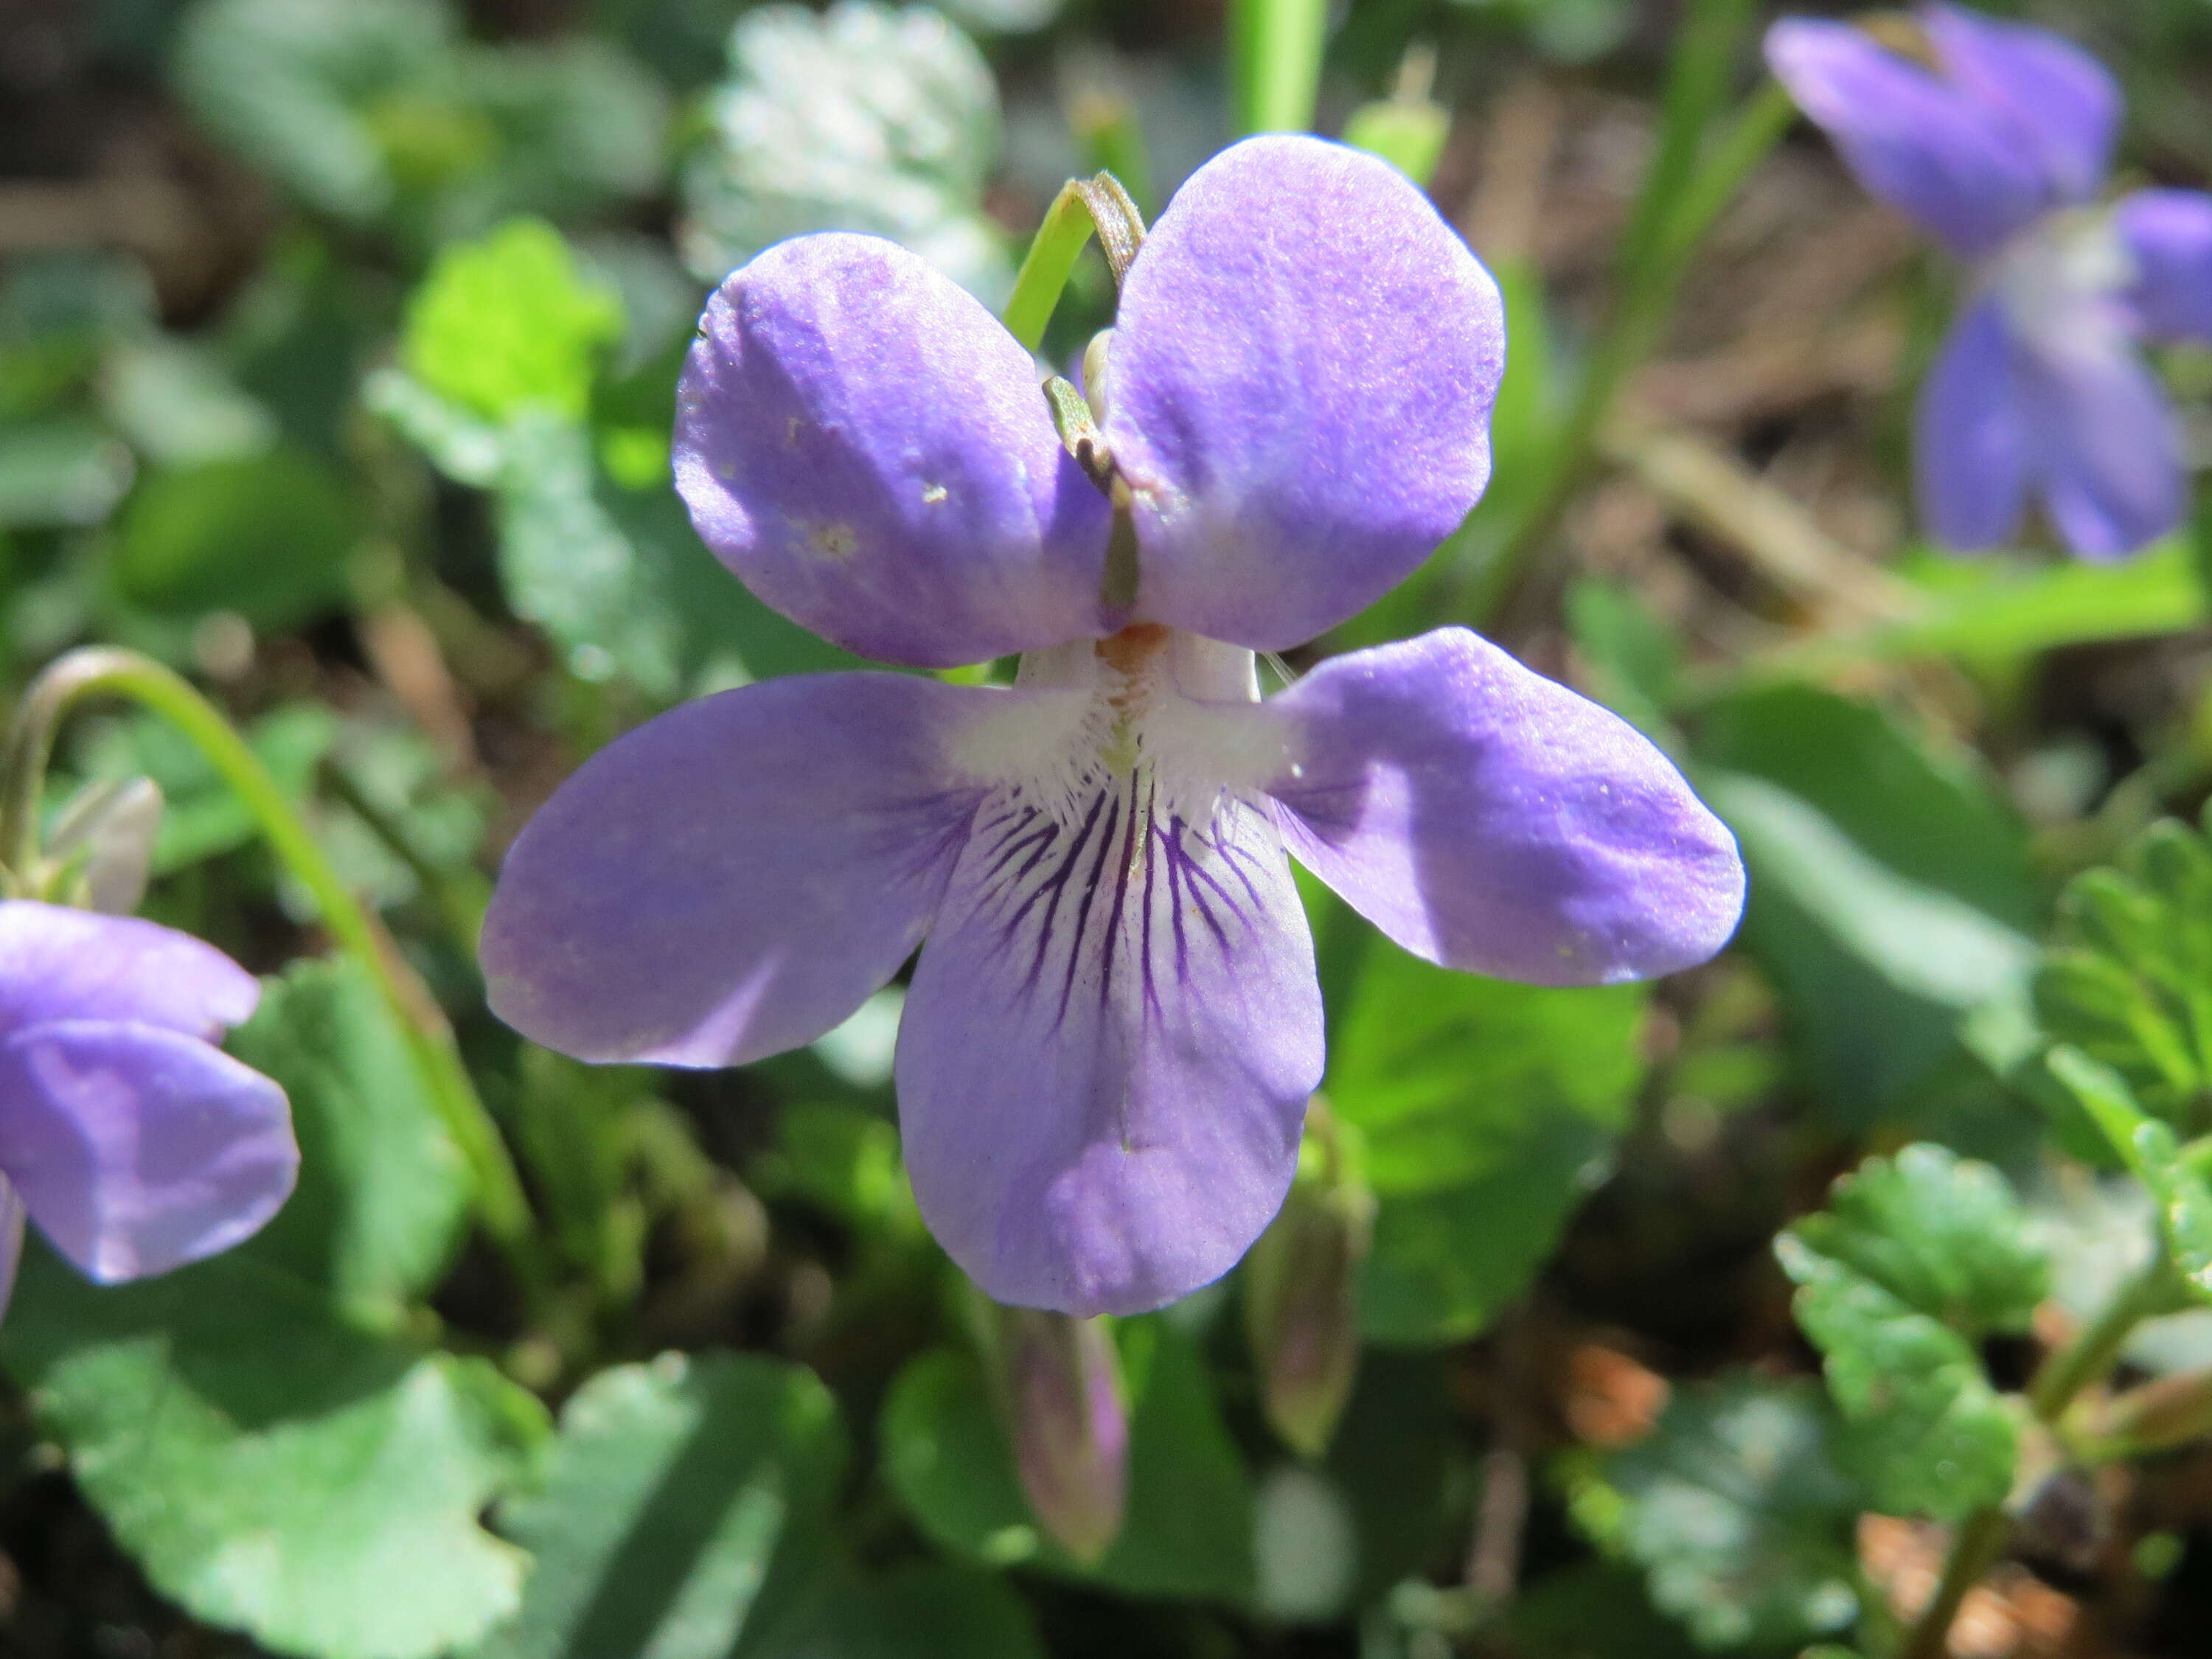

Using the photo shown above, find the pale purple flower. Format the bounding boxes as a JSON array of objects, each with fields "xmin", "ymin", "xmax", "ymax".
[
  {"xmin": 0, "ymin": 901, "xmax": 298, "ymax": 1318},
  {"xmin": 1767, "ymin": 4, "xmax": 2212, "ymax": 559},
  {"xmin": 481, "ymin": 135, "xmax": 1745, "ymax": 1315}
]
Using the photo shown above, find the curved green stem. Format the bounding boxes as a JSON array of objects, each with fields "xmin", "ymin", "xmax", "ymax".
[
  {"xmin": 1230, "ymin": 0, "xmax": 1328, "ymax": 136},
  {"xmin": 1002, "ymin": 175, "xmax": 1146, "ymax": 355},
  {"xmin": 1896, "ymin": 1253, "xmax": 2170, "ymax": 1659},
  {"xmin": 2, "ymin": 648, "xmax": 542, "ymax": 1293}
]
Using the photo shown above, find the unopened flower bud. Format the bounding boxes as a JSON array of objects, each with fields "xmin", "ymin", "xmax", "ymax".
[
  {"xmin": 992, "ymin": 1305, "xmax": 1127, "ymax": 1563},
  {"xmin": 1245, "ymin": 1103, "xmax": 1374, "ymax": 1458},
  {"xmin": 45, "ymin": 776, "xmax": 164, "ymax": 914}
]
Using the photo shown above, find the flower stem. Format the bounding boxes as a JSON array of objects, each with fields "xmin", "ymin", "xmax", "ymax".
[
  {"xmin": 1229, "ymin": 0, "xmax": 1328, "ymax": 136},
  {"xmin": 1, "ymin": 647, "xmax": 543, "ymax": 1298},
  {"xmin": 1002, "ymin": 174, "xmax": 1147, "ymax": 354},
  {"xmin": 1457, "ymin": 22, "xmax": 1787, "ymax": 629},
  {"xmin": 1896, "ymin": 1253, "xmax": 2170, "ymax": 1659}
]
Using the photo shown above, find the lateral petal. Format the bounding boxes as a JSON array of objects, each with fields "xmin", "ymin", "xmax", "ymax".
[
  {"xmin": 1265, "ymin": 629, "xmax": 1745, "ymax": 985},
  {"xmin": 2118, "ymin": 188, "xmax": 2212, "ymax": 342},
  {"xmin": 483, "ymin": 672, "xmax": 996, "ymax": 1068}
]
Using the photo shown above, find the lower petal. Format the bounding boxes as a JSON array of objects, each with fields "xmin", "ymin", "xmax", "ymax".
[
  {"xmin": 1264, "ymin": 629, "xmax": 1745, "ymax": 985},
  {"xmin": 484, "ymin": 673, "xmax": 994, "ymax": 1068},
  {"xmin": 2118, "ymin": 188, "xmax": 2212, "ymax": 342},
  {"xmin": 1914, "ymin": 296, "xmax": 2030, "ymax": 552},
  {"xmin": 2018, "ymin": 335, "xmax": 2184, "ymax": 560},
  {"xmin": 0, "ymin": 1020, "xmax": 297, "ymax": 1283},
  {"xmin": 896, "ymin": 778, "xmax": 1321, "ymax": 1316}
]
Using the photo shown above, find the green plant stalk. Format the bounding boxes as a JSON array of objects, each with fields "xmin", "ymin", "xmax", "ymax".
[
  {"xmin": 1456, "ymin": 27, "xmax": 1784, "ymax": 629},
  {"xmin": 1230, "ymin": 0, "xmax": 1328, "ymax": 136},
  {"xmin": 1896, "ymin": 1255, "xmax": 2171, "ymax": 1659},
  {"xmin": 1002, "ymin": 183, "xmax": 1102, "ymax": 353},
  {"xmin": 0, "ymin": 648, "xmax": 542, "ymax": 1292}
]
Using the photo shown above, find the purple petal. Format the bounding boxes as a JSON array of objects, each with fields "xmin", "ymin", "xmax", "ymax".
[
  {"xmin": 0, "ymin": 1179, "xmax": 22, "ymax": 1326},
  {"xmin": 896, "ymin": 782, "xmax": 1321, "ymax": 1315},
  {"xmin": 484, "ymin": 672, "xmax": 994, "ymax": 1068},
  {"xmin": 1264, "ymin": 629, "xmax": 1745, "ymax": 984},
  {"xmin": 2118, "ymin": 188, "xmax": 2212, "ymax": 342},
  {"xmin": 2016, "ymin": 331, "xmax": 2185, "ymax": 560},
  {"xmin": 1923, "ymin": 4, "xmax": 2119, "ymax": 206},
  {"xmin": 1914, "ymin": 296, "xmax": 2031, "ymax": 552},
  {"xmin": 1104, "ymin": 135, "xmax": 1505, "ymax": 651},
  {"xmin": 0, "ymin": 1020, "xmax": 297, "ymax": 1282},
  {"xmin": 0, "ymin": 900, "xmax": 260, "ymax": 1037},
  {"xmin": 674, "ymin": 233, "xmax": 1113, "ymax": 668},
  {"xmin": 1764, "ymin": 18, "xmax": 2048, "ymax": 257}
]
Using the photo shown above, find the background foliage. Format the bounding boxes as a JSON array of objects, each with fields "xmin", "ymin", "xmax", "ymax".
[{"xmin": 4, "ymin": 0, "xmax": 2212, "ymax": 1655}]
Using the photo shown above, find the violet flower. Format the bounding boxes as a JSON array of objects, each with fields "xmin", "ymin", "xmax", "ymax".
[
  {"xmin": 1767, "ymin": 4, "xmax": 2212, "ymax": 558},
  {"xmin": 482, "ymin": 136, "xmax": 1745, "ymax": 1315},
  {"xmin": 0, "ymin": 900, "xmax": 298, "ymax": 1318}
]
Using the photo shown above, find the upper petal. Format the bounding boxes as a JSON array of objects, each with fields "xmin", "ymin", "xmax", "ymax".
[
  {"xmin": 0, "ymin": 901, "xmax": 260, "ymax": 1037},
  {"xmin": 483, "ymin": 672, "xmax": 997, "ymax": 1068},
  {"xmin": 0, "ymin": 1019, "xmax": 297, "ymax": 1282},
  {"xmin": 1103, "ymin": 135, "xmax": 1505, "ymax": 651},
  {"xmin": 674, "ymin": 233, "xmax": 1113, "ymax": 668},
  {"xmin": 1915, "ymin": 295, "xmax": 2031, "ymax": 552},
  {"xmin": 1264, "ymin": 629, "xmax": 1745, "ymax": 985},
  {"xmin": 1922, "ymin": 3, "xmax": 2119, "ymax": 206},
  {"xmin": 2118, "ymin": 188, "xmax": 2212, "ymax": 342},
  {"xmin": 1764, "ymin": 17, "xmax": 2048, "ymax": 257},
  {"xmin": 2016, "ymin": 330, "xmax": 2184, "ymax": 560},
  {"xmin": 897, "ymin": 777, "xmax": 1321, "ymax": 1315}
]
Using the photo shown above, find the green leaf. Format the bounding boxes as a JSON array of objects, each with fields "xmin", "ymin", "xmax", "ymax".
[
  {"xmin": 112, "ymin": 447, "xmax": 363, "ymax": 629},
  {"xmin": 678, "ymin": 1, "xmax": 1011, "ymax": 303},
  {"xmin": 1340, "ymin": 97, "xmax": 1450, "ymax": 187},
  {"xmin": 492, "ymin": 411, "xmax": 859, "ymax": 698},
  {"xmin": 1776, "ymin": 1231, "xmax": 2017, "ymax": 1522},
  {"xmin": 403, "ymin": 219, "xmax": 622, "ymax": 425},
  {"xmin": 1826, "ymin": 541, "xmax": 2206, "ymax": 665},
  {"xmin": 1786, "ymin": 1144, "xmax": 2048, "ymax": 1339},
  {"xmin": 2035, "ymin": 815, "xmax": 2212, "ymax": 1132},
  {"xmin": 2045, "ymin": 1045, "xmax": 2212, "ymax": 1299},
  {"xmin": 226, "ymin": 957, "xmax": 472, "ymax": 1317},
  {"xmin": 750, "ymin": 1565, "xmax": 1046, "ymax": 1659},
  {"xmin": 0, "ymin": 1248, "xmax": 546, "ymax": 1659},
  {"xmin": 1580, "ymin": 1376, "xmax": 1861, "ymax": 1651},
  {"xmin": 881, "ymin": 1320, "xmax": 1253, "ymax": 1601},
  {"xmin": 475, "ymin": 1353, "xmax": 847, "ymax": 1659},
  {"xmin": 1327, "ymin": 942, "xmax": 1644, "ymax": 1343},
  {"xmin": 1697, "ymin": 682, "xmax": 2038, "ymax": 1121},
  {"xmin": 173, "ymin": 0, "xmax": 455, "ymax": 222},
  {"xmin": 0, "ymin": 416, "xmax": 135, "ymax": 528}
]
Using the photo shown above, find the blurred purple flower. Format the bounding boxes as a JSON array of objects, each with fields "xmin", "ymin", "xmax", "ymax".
[
  {"xmin": 1767, "ymin": 4, "xmax": 2212, "ymax": 558},
  {"xmin": 0, "ymin": 901, "xmax": 298, "ymax": 1318},
  {"xmin": 481, "ymin": 135, "xmax": 1745, "ymax": 1316}
]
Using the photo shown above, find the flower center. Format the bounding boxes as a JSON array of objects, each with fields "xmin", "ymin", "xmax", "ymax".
[
  {"xmin": 953, "ymin": 625, "xmax": 1271, "ymax": 838},
  {"xmin": 1990, "ymin": 206, "xmax": 2135, "ymax": 360}
]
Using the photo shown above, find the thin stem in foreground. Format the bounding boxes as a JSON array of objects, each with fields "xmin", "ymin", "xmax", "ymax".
[
  {"xmin": 1896, "ymin": 1254, "xmax": 2171, "ymax": 1659},
  {"xmin": 1, "ymin": 648, "xmax": 543, "ymax": 1298},
  {"xmin": 1229, "ymin": 0, "xmax": 1329, "ymax": 137},
  {"xmin": 1455, "ymin": 25, "xmax": 1786, "ymax": 630}
]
